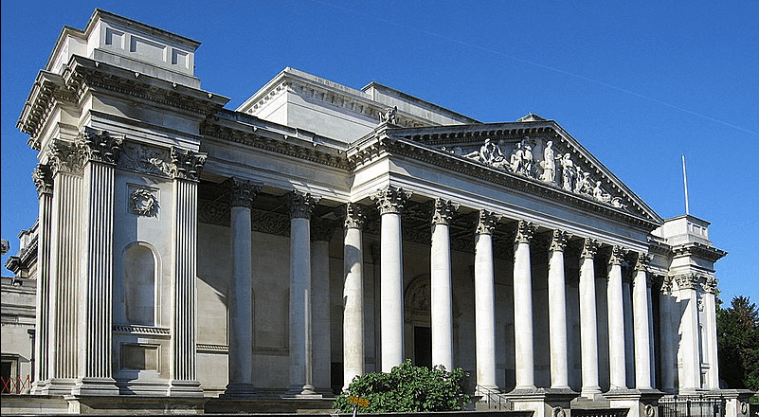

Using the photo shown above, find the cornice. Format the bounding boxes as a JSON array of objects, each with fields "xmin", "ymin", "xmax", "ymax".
[
  {"xmin": 671, "ymin": 242, "xmax": 727, "ymax": 263},
  {"xmin": 17, "ymin": 71, "xmax": 78, "ymax": 149}
]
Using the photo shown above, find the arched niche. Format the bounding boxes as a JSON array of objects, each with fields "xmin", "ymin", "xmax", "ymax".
[{"xmin": 123, "ymin": 242, "xmax": 161, "ymax": 326}]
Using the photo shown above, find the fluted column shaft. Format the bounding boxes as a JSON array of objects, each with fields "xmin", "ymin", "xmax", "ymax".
[
  {"xmin": 474, "ymin": 211, "xmax": 498, "ymax": 392},
  {"xmin": 224, "ymin": 179, "xmax": 259, "ymax": 396},
  {"xmin": 633, "ymin": 254, "xmax": 653, "ymax": 389},
  {"xmin": 579, "ymin": 239, "xmax": 601, "ymax": 398},
  {"xmin": 168, "ymin": 148, "xmax": 205, "ymax": 396},
  {"xmin": 74, "ymin": 130, "xmax": 122, "ymax": 395},
  {"xmin": 548, "ymin": 230, "xmax": 570, "ymax": 389},
  {"xmin": 431, "ymin": 199, "xmax": 455, "ymax": 370},
  {"xmin": 311, "ymin": 218, "xmax": 334, "ymax": 394},
  {"xmin": 702, "ymin": 278, "xmax": 720, "ymax": 390},
  {"xmin": 31, "ymin": 165, "xmax": 53, "ymax": 393},
  {"xmin": 676, "ymin": 274, "xmax": 701, "ymax": 393},
  {"xmin": 606, "ymin": 246, "xmax": 627, "ymax": 390},
  {"xmin": 342, "ymin": 204, "xmax": 365, "ymax": 390},
  {"xmin": 513, "ymin": 221, "xmax": 536, "ymax": 390},
  {"xmin": 373, "ymin": 187, "xmax": 409, "ymax": 372},
  {"xmin": 285, "ymin": 191, "xmax": 319, "ymax": 396}
]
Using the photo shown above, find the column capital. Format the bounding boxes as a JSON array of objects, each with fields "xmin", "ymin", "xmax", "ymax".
[
  {"xmin": 48, "ymin": 139, "xmax": 87, "ymax": 176},
  {"xmin": 340, "ymin": 203, "xmax": 365, "ymax": 230},
  {"xmin": 311, "ymin": 217, "xmax": 337, "ymax": 242},
  {"xmin": 580, "ymin": 238, "xmax": 599, "ymax": 259},
  {"xmin": 285, "ymin": 190, "xmax": 320, "ymax": 219},
  {"xmin": 675, "ymin": 273, "xmax": 700, "ymax": 290},
  {"xmin": 549, "ymin": 229, "xmax": 570, "ymax": 252},
  {"xmin": 32, "ymin": 164, "xmax": 54, "ymax": 197},
  {"xmin": 432, "ymin": 198, "xmax": 457, "ymax": 225},
  {"xmin": 169, "ymin": 148, "xmax": 207, "ymax": 181},
  {"xmin": 372, "ymin": 186, "xmax": 411, "ymax": 215},
  {"xmin": 79, "ymin": 127, "xmax": 123, "ymax": 165},
  {"xmin": 475, "ymin": 210, "xmax": 498, "ymax": 235},
  {"xmin": 608, "ymin": 245, "xmax": 626, "ymax": 266},
  {"xmin": 660, "ymin": 275, "xmax": 674, "ymax": 293},
  {"xmin": 224, "ymin": 177, "xmax": 260, "ymax": 209},
  {"xmin": 702, "ymin": 276, "xmax": 718, "ymax": 294},
  {"xmin": 634, "ymin": 252, "xmax": 652, "ymax": 272},
  {"xmin": 514, "ymin": 220, "xmax": 537, "ymax": 244}
]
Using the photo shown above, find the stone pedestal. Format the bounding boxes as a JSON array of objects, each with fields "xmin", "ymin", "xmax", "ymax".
[
  {"xmin": 505, "ymin": 388, "xmax": 578, "ymax": 417},
  {"xmin": 606, "ymin": 388, "xmax": 663, "ymax": 417}
]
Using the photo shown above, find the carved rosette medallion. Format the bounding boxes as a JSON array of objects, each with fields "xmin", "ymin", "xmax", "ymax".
[
  {"xmin": 581, "ymin": 238, "xmax": 599, "ymax": 259},
  {"xmin": 475, "ymin": 210, "xmax": 498, "ymax": 235},
  {"xmin": 431, "ymin": 198, "xmax": 456, "ymax": 225},
  {"xmin": 48, "ymin": 139, "xmax": 87, "ymax": 176},
  {"xmin": 79, "ymin": 128, "xmax": 123, "ymax": 164},
  {"xmin": 32, "ymin": 164, "xmax": 54, "ymax": 197},
  {"xmin": 129, "ymin": 188, "xmax": 159, "ymax": 217},
  {"xmin": 702, "ymin": 276, "xmax": 718, "ymax": 294},
  {"xmin": 341, "ymin": 203, "xmax": 365, "ymax": 230},
  {"xmin": 549, "ymin": 229, "xmax": 570, "ymax": 252},
  {"xmin": 284, "ymin": 191, "xmax": 319, "ymax": 219},
  {"xmin": 225, "ymin": 178, "xmax": 260, "ymax": 209},
  {"xmin": 609, "ymin": 245, "xmax": 626, "ymax": 266},
  {"xmin": 372, "ymin": 186, "xmax": 411, "ymax": 215},
  {"xmin": 675, "ymin": 273, "xmax": 699, "ymax": 290},
  {"xmin": 168, "ymin": 148, "xmax": 207, "ymax": 181},
  {"xmin": 514, "ymin": 220, "xmax": 536, "ymax": 244}
]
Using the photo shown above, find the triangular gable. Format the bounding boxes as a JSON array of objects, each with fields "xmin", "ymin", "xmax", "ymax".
[{"xmin": 387, "ymin": 117, "xmax": 662, "ymax": 226}]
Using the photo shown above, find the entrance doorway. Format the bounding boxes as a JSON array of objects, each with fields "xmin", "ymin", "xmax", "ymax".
[{"xmin": 413, "ymin": 326, "xmax": 432, "ymax": 369}]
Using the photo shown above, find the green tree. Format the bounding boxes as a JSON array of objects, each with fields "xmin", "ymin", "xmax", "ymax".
[
  {"xmin": 333, "ymin": 360, "xmax": 471, "ymax": 413},
  {"xmin": 717, "ymin": 295, "xmax": 759, "ymax": 390}
]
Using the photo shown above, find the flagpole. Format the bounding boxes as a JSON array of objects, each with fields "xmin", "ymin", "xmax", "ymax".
[{"xmin": 682, "ymin": 154, "xmax": 690, "ymax": 215}]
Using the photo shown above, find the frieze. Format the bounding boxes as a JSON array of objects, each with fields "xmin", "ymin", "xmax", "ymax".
[
  {"xmin": 251, "ymin": 210, "xmax": 290, "ymax": 236},
  {"xmin": 198, "ymin": 199, "xmax": 231, "ymax": 226},
  {"xmin": 118, "ymin": 141, "xmax": 172, "ymax": 178},
  {"xmin": 32, "ymin": 164, "xmax": 54, "ymax": 196}
]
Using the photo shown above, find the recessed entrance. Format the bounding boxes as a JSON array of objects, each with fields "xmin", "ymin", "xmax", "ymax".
[{"xmin": 413, "ymin": 326, "xmax": 432, "ymax": 368}]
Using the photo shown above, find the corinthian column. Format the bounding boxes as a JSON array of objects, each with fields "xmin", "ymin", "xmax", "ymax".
[
  {"xmin": 633, "ymin": 253, "xmax": 653, "ymax": 390},
  {"xmin": 285, "ymin": 191, "xmax": 319, "ymax": 396},
  {"xmin": 44, "ymin": 139, "xmax": 86, "ymax": 395},
  {"xmin": 513, "ymin": 220, "xmax": 537, "ymax": 390},
  {"xmin": 606, "ymin": 246, "xmax": 627, "ymax": 391},
  {"xmin": 474, "ymin": 210, "xmax": 498, "ymax": 393},
  {"xmin": 372, "ymin": 187, "xmax": 410, "ymax": 372},
  {"xmin": 701, "ymin": 277, "xmax": 720, "ymax": 390},
  {"xmin": 676, "ymin": 273, "xmax": 701, "ymax": 394},
  {"xmin": 431, "ymin": 198, "xmax": 456, "ymax": 371},
  {"xmin": 223, "ymin": 178, "xmax": 260, "ymax": 396},
  {"xmin": 73, "ymin": 129, "xmax": 122, "ymax": 395},
  {"xmin": 659, "ymin": 277, "xmax": 676, "ymax": 393},
  {"xmin": 30, "ymin": 164, "xmax": 53, "ymax": 394},
  {"xmin": 579, "ymin": 238, "xmax": 601, "ymax": 398},
  {"xmin": 167, "ymin": 148, "xmax": 206, "ymax": 396},
  {"xmin": 548, "ymin": 229, "xmax": 570, "ymax": 390},
  {"xmin": 342, "ymin": 204, "xmax": 365, "ymax": 390}
]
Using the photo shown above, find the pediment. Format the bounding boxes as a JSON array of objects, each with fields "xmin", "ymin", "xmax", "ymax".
[{"xmin": 385, "ymin": 118, "xmax": 662, "ymax": 227}]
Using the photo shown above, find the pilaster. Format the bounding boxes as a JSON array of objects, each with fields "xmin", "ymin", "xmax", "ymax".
[
  {"xmin": 701, "ymin": 277, "xmax": 719, "ymax": 390},
  {"xmin": 30, "ymin": 164, "xmax": 53, "ymax": 394}
]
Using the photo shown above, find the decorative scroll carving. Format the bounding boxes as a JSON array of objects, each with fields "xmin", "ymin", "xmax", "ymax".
[
  {"xmin": 609, "ymin": 246, "xmax": 626, "ymax": 266},
  {"xmin": 129, "ymin": 188, "xmax": 159, "ymax": 217},
  {"xmin": 225, "ymin": 178, "xmax": 260, "ymax": 209},
  {"xmin": 252, "ymin": 210, "xmax": 290, "ymax": 235},
  {"xmin": 675, "ymin": 273, "xmax": 699, "ymax": 290},
  {"xmin": 372, "ymin": 186, "xmax": 411, "ymax": 215},
  {"xmin": 341, "ymin": 203, "xmax": 365, "ymax": 230},
  {"xmin": 79, "ymin": 127, "xmax": 123, "ymax": 164},
  {"xmin": 284, "ymin": 191, "xmax": 319, "ymax": 219},
  {"xmin": 198, "ymin": 199, "xmax": 230, "ymax": 226},
  {"xmin": 311, "ymin": 217, "xmax": 337, "ymax": 242},
  {"xmin": 514, "ymin": 220, "xmax": 536, "ymax": 244},
  {"xmin": 702, "ymin": 276, "xmax": 718, "ymax": 294},
  {"xmin": 432, "ymin": 198, "xmax": 456, "ymax": 225},
  {"xmin": 581, "ymin": 238, "xmax": 599, "ymax": 259},
  {"xmin": 549, "ymin": 229, "xmax": 570, "ymax": 252},
  {"xmin": 168, "ymin": 148, "xmax": 206, "ymax": 181},
  {"xmin": 48, "ymin": 139, "xmax": 87, "ymax": 176},
  {"xmin": 475, "ymin": 210, "xmax": 498, "ymax": 235},
  {"xmin": 32, "ymin": 164, "xmax": 54, "ymax": 196}
]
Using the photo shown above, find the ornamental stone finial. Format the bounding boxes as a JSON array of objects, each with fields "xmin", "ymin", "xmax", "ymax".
[
  {"xmin": 514, "ymin": 220, "xmax": 537, "ymax": 244},
  {"xmin": 79, "ymin": 127, "xmax": 123, "ymax": 164},
  {"xmin": 340, "ymin": 203, "xmax": 365, "ymax": 230},
  {"xmin": 549, "ymin": 229, "xmax": 570, "ymax": 252},
  {"xmin": 432, "ymin": 198, "xmax": 457, "ymax": 225},
  {"xmin": 169, "ymin": 147, "xmax": 207, "ymax": 181},
  {"xmin": 372, "ymin": 186, "xmax": 411, "ymax": 215},
  {"xmin": 581, "ymin": 238, "xmax": 599, "ymax": 259},
  {"xmin": 225, "ymin": 178, "xmax": 260, "ymax": 209},
  {"xmin": 284, "ymin": 190, "xmax": 320, "ymax": 219},
  {"xmin": 475, "ymin": 210, "xmax": 498, "ymax": 235},
  {"xmin": 32, "ymin": 164, "xmax": 54, "ymax": 197}
]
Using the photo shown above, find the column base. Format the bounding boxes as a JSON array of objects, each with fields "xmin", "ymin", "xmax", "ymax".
[
  {"xmin": 580, "ymin": 385, "xmax": 604, "ymax": 400},
  {"xmin": 35, "ymin": 378, "xmax": 76, "ymax": 395},
  {"xmin": 71, "ymin": 377, "xmax": 119, "ymax": 396},
  {"xmin": 221, "ymin": 382, "xmax": 260, "ymax": 398},
  {"xmin": 167, "ymin": 379, "xmax": 204, "ymax": 397},
  {"xmin": 282, "ymin": 384, "xmax": 322, "ymax": 398}
]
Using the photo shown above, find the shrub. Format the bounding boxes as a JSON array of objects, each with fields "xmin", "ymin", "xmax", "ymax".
[{"xmin": 333, "ymin": 360, "xmax": 471, "ymax": 413}]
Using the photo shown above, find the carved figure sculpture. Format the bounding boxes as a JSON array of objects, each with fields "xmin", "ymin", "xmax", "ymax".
[
  {"xmin": 575, "ymin": 170, "xmax": 593, "ymax": 195},
  {"xmin": 593, "ymin": 181, "xmax": 612, "ymax": 203},
  {"xmin": 509, "ymin": 142, "xmax": 524, "ymax": 173},
  {"xmin": 522, "ymin": 142, "xmax": 534, "ymax": 177},
  {"xmin": 539, "ymin": 140, "xmax": 557, "ymax": 184},
  {"xmin": 464, "ymin": 138, "xmax": 506, "ymax": 169},
  {"xmin": 380, "ymin": 106, "xmax": 398, "ymax": 124},
  {"xmin": 559, "ymin": 153, "xmax": 575, "ymax": 191}
]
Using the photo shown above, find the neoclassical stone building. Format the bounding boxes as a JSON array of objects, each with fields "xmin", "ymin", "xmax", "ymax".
[{"xmin": 13, "ymin": 8, "xmax": 740, "ymax": 415}]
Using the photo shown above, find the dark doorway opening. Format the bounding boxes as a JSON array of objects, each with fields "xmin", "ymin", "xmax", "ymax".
[{"xmin": 414, "ymin": 326, "xmax": 432, "ymax": 369}]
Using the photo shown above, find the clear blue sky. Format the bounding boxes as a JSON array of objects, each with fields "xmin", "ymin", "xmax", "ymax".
[{"xmin": 2, "ymin": 1, "xmax": 757, "ymax": 305}]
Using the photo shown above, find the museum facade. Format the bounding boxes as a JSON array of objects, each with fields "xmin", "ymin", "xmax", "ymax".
[{"xmin": 9, "ymin": 8, "xmax": 746, "ymax": 416}]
